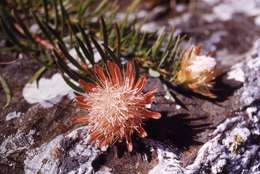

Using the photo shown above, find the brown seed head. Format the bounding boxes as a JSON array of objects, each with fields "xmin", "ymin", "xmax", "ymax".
[{"xmin": 73, "ymin": 61, "xmax": 161, "ymax": 151}]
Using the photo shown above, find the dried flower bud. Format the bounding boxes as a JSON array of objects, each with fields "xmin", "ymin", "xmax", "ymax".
[
  {"xmin": 73, "ymin": 61, "xmax": 161, "ymax": 151},
  {"xmin": 176, "ymin": 46, "xmax": 217, "ymax": 98}
]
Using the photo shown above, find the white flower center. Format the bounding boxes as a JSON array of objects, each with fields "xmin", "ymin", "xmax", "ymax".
[{"xmin": 187, "ymin": 55, "xmax": 216, "ymax": 75}]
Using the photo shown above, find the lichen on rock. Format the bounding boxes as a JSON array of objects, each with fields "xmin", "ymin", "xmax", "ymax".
[{"xmin": 24, "ymin": 126, "xmax": 104, "ymax": 174}]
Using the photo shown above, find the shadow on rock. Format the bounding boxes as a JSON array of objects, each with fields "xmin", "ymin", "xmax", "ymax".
[
  {"xmin": 161, "ymin": 74, "xmax": 241, "ymax": 103},
  {"xmin": 213, "ymin": 74, "xmax": 242, "ymax": 102},
  {"xmin": 144, "ymin": 113, "xmax": 210, "ymax": 149}
]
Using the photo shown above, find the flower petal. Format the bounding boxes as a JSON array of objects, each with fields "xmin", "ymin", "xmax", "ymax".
[
  {"xmin": 75, "ymin": 96, "xmax": 90, "ymax": 108},
  {"xmin": 94, "ymin": 64, "xmax": 107, "ymax": 85},
  {"xmin": 79, "ymin": 80, "xmax": 96, "ymax": 92},
  {"xmin": 142, "ymin": 110, "xmax": 161, "ymax": 119},
  {"xmin": 88, "ymin": 131, "xmax": 100, "ymax": 144},
  {"xmin": 143, "ymin": 90, "xmax": 155, "ymax": 104},
  {"xmin": 134, "ymin": 75, "xmax": 146, "ymax": 92},
  {"xmin": 107, "ymin": 61, "xmax": 123, "ymax": 86},
  {"xmin": 72, "ymin": 115, "xmax": 89, "ymax": 124},
  {"xmin": 136, "ymin": 127, "xmax": 147, "ymax": 138},
  {"xmin": 100, "ymin": 138, "xmax": 109, "ymax": 148},
  {"xmin": 125, "ymin": 62, "xmax": 135, "ymax": 88}
]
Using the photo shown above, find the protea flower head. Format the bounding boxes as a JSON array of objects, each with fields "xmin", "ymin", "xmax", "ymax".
[
  {"xmin": 176, "ymin": 45, "xmax": 217, "ymax": 98},
  {"xmin": 73, "ymin": 61, "xmax": 161, "ymax": 151}
]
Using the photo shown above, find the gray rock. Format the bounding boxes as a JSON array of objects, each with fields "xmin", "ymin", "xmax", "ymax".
[
  {"xmin": 24, "ymin": 126, "xmax": 105, "ymax": 174},
  {"xmin": 148, "ymin": 39, "xmax": 260, "ymax": 174}
]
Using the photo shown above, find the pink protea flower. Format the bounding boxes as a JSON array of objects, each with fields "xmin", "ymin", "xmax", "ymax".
[{"xmin": 73, "ymin": 61, "xmax": 161, "ymax": 151}]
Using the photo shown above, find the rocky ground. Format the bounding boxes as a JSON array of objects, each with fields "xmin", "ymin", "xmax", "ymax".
[{"xmin": 1, "ymin": 0, "xmax": 260, "ymax": 174}]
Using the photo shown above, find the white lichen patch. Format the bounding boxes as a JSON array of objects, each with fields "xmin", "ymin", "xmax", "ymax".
[
  {"xmin": 94, "ymin": 166, "xmax": 113, "ymax": 174},
  {"xmin": 204, "ymin": 31, "xmax": 227, "ymax": 51},
  {"xmin": 246, "ymin": 107, "xmax": 258, "ymax": 122},
  {"xmin": 246, "ymin": 107, "xmax": 260, "ymax": 135},
  {"xmin": 115, "ymin": 12, "xmax": 135, "ymax": 23},
  {"xmin": 149, "ymin": 143, "xmax": 183, "ymax": 174},
  {"xmin": 212, "ymin": 117, "xmax": 241, "ymax": 136},
  {"xmin": 211, "ymin": 159, "xmax": 227, "ymax": 174},
  {"xmin": 238, "ymin": 39, "xmax": 260, "ymax": 106},
  {"xmin": 247, "ymin": 56, "xmax": 260, "ymax": 70},
  {"xmin": 255, "ymin": 15, "xmax": 260, "ymax": 26},
  {"xmin": 24, "ymin": 134, "xmax": 63, "ymax": 174},
  {"xmin": 222, "ymin": 127, "xmax": 250, "ymax": 152},
  {"xmin": 5, "ymin": 111, "xmax": 23, "ymax": 121},
  {"xmin": 22, "ymin": 73, "xmax": 74, "ymax": 108},
  {"xmin": 211, "ymin": 158, "xmax": 227, "ymax": 174},
  {"xmin": 168, "ymin": 13, "xmax": 191, "ymax": 27},
  {"xmin": 185, "ymin": 136, "xmax": 221, "ymax": 174},
  {"xmin": 211, "ymin": 0, "xmax": 260, "ymax": 21},
  {"xmin": 141, "ymin": 22, "xmax": 161, "ymax": 33},
  {"xmin": 226, "ymin": 66, "xmax": 245, "ymax": 83},
  {"xmin": 24, "ymin": 126, "xmax": 103, "ymax": 174},
  {"xmin": 202, "ymin": 0, "xmax": 219, "ymax": 6},
  {"xmin": 0, "ymin": 129, "xmax": 35, "ymax": 158}
]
